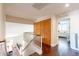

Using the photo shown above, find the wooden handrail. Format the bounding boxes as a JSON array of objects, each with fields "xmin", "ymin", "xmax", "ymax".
[{"xmin": 0, "ymin": 40, "xmax": 5, "ymax": 43}]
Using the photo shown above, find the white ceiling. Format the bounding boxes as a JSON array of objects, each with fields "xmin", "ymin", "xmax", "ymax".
[{"xmin": 4, "ymin": 3, "xmax": 79, "ymax": 21}]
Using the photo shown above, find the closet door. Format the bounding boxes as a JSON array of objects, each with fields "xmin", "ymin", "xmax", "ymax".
[
  {"xmin": 40, "ymin": 21, "xmax": 45, "ymax": 44},
  {"xmin": 34, "ymin": 22, "xmax": 41, "ymax": 35},
  {"xmin": 34, "ymin": 18, "xmax": 51, "ymax": 46},
  {"xmin": 44, "ymin": 19, "xmax": 51, "ymax": 45}
]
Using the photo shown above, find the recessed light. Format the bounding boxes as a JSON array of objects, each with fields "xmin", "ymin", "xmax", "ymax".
[{"xmin": 65, "ymin": 3, "xmax": 70, "ymax": 7}]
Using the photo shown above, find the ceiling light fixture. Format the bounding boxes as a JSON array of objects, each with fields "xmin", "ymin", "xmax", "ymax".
[{"xmin": 65, "ymin": 3, "xmax": 70, "ymax": 7}]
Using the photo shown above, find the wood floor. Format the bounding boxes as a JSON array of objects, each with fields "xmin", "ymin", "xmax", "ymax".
[{"xmin": 31, "ymin": 38, "xmax": 79, "ymax": 56}]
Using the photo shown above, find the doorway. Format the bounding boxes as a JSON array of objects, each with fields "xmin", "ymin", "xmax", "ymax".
[{"xmin": 58, "ymin": 17, "xmax": 70, "ymax": 55}]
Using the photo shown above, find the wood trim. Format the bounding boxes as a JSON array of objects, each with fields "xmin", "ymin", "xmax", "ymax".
[{"xmin": 6, "ymin": 15, "xmax": 34, "ymax": 24}]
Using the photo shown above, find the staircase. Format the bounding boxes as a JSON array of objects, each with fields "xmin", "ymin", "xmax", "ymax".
[
  {"xmin": 5, "ymin": 32, "xmax": 42, "ymax": 56},
  {"xmin": 21, "ymin": 34, "xmax": 42, "ymax": 56}
]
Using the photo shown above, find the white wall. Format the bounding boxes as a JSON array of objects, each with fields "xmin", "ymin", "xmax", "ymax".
[
  {"xmin": 0, "ymin": 4, "xmax": 6, "ymax": 56},
  {"xmin": 51, "ymin": 16, "xmax": 58, "ymax": 47},
  {"xmin": 35, "ymin": 16, "xmax": 50, "ymax": 22},
  {"xmin": 68, "ymin": 9, "xmax": 79, "ymax": 51},
  {"xmin": 0, "ymin": 4, "xmax": 5, "ymax": 41},
  {"xmin": 5, "ymin": 22, "xmax": 34, "ymax": 38}
]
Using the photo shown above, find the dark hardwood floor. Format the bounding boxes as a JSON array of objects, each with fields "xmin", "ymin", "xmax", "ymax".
[{"xmin": 31, "ymin": 38, "xmax": 79, "ymax": 56}]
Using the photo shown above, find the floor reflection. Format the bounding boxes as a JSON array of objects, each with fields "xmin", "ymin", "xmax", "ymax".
[{"xmin": 31, "ymin": 37, "xmax": 79, "ymax": 56}]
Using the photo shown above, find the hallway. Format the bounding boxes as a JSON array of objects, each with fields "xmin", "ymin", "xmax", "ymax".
[
  {"xmin": 57, "ymin": 38, "xmax": 79, "ymax": 56},
  {"xmin": 31, "ymin": 38, "xmax": 79, "ymax": 56}
]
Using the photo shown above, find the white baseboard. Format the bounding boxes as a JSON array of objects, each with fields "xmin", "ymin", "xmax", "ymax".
[
  {"xmin": 51, "ymin": 43, "xmax": 58, "ymax": 47},
  {"xmin": 71, "ymin": 46, "xmax": 79, "ymax": 51}
]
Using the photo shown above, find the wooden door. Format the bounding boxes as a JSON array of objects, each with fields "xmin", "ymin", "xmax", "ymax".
[
  {"xmin": 34, "ymin": 18, "xmax": 51, "ymax": 46},
  {"xmin": 40, "ymin": 21, "xmax": 45, "ymax": 44},
  {"xmin": 34, "ymin": 22, "xmax": 41, "ymax": 35},
  {"xmin": 43, "ymin": 19, "xmax": 51, "ymax": 45}
]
